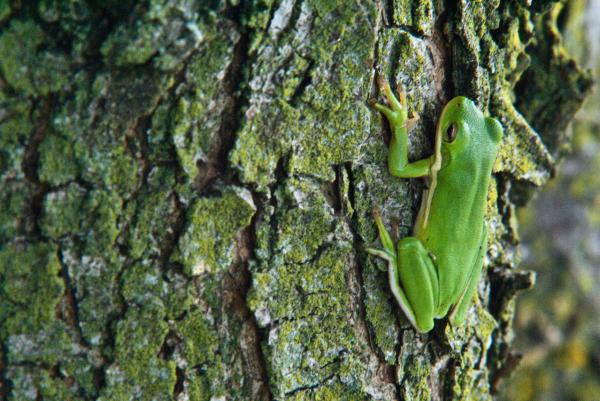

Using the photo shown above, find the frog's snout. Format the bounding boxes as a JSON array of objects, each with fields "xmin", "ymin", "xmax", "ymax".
[{"xmin": 485, "ymin": 117, "xmax": 504, "ymax": 144}]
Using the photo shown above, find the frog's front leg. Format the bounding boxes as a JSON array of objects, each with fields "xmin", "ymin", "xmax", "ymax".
[
  {"xmin": 367, "ymin": 213, "xmax": 440, "ymax": 333},
  {"xmin": 372, "ymin": 77, "xmax": 430, "ymax": 178}
]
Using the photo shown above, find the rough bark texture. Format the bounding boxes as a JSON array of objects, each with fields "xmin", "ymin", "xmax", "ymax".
[
  {"xmin": 0, "ymin": 1, "xmax": 592, "ymax": 400},
  {"xmin": 501, "ymin": 1, "xmax": 600, "ymax": 400}
]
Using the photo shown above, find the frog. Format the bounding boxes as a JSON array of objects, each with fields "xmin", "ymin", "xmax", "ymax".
[{"xmin": 367, "ymin": 77, "xmax": 503, "ymax": 333}]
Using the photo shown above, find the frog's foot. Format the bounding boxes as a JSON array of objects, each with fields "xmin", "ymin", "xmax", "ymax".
[
  {"xmin": 366, "ymin": 209, "xmax": 396, "ymax": 271},
  {"xmin": 372, "ymin": 76, "xmax": 409, "ymax": 131},
  {"xmin": 394, "ymin": 83, "xmax": 420, "ymax": 130}
]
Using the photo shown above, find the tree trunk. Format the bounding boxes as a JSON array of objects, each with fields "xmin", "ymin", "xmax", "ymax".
[{"xmin": 0, "ymin": 1, "xmax": 591, "ymax": 400}]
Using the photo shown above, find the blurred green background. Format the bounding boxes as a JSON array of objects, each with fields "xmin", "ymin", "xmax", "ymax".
[{"xmin": 500, "ymin": 1, "xmax": 600, "ymax": 400}]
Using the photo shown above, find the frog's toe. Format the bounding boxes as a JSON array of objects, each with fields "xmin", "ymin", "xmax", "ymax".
[
  {"xmin": 373, "ymin": 81, "xmax": 408, "ymax": 131},
  {"xmin": 365, "ymin": 247, "xmax": 395, "ymax": 269},
  {"xmin": 372, "ymin": 102, "xmax": 396, "ymax": 121},
  {"xmin": 378, "ymin": 77, "xmax": 405, "ymax": 114},
  {"xmin": 395, "ymin": 84, "xmax": 407, "ymax": 105}
]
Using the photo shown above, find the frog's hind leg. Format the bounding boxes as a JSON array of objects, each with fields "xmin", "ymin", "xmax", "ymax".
[
  {"xmin": 366, "ymin": 212, "xmax": 417, "ymax": 327},
  {"xmin": 365, "ymin": 209, "xmax": 396, "ymax": 267},
  {"xmin": 366, "ymin": 211, "xmax": 439, "ymax": 333},
  {"xmin": 394, "ymin": 237, "xmax": 439, "ymax": 333}
]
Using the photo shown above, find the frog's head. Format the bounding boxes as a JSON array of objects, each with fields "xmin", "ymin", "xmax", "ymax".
[{"xmin": 438, "ymin": 97, "xmax": 503, "ymax": 159}]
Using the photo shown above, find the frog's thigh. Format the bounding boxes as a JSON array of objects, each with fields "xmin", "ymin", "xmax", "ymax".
[
  {"xmin": 395, "ymin": 237, "xmax": 439, "ymax": 332},
  {"xmin": 449, "ymin": 229, "xmax": 487, "ymax": 326}
]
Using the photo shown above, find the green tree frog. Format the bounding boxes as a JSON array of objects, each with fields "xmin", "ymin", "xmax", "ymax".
[{"xmin": 367, "ymin": 78, "xmax": 503, "ymax": 333}]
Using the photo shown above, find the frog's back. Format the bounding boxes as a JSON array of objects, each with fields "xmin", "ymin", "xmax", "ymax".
[
  {"xmin": 414, "ymin": 102, "xmax": 503, "ymax": 312},
  {"xmin": 419, "ymin": 160, "xmax": 491, "ymax": 313}
]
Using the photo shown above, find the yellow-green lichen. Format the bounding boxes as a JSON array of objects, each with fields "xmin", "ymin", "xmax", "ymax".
[
  {"xmin": 127, "ymin": 166, "xmax": 178, "ymax": 259},
  {"xmin": 6, "ymin": 366, "xmax": 73, "ymax": 401},
  {"xmin": 0, "ymin": 97, "xmax": 33, "ymax": 181},
  {"xmin": 231, "ymin": 2, "xmax": 377, "ymax": 189},
  {"xmin": 0, "ymin": 182, "xmax": 33, "ymax": 243},
  {"xmin": 273, "ymin": 181, "xmax": 335, "ymax": 263},
  {"xmin": 513, "ymin": 3, "xmax": 593, "ymax": 156},
  {"xmin": 230, "ymin": 99, "xmax": 295, "ymax": 188},
  {"xmin": 52, "ymin": 188, "xmax": 123, "ymax": 345},
  {"xmin": 100, "ymin": 0, "xmax": 211, "ymax": 68},
  {"xmin": 396, "ymin": 334, "xmax": 432, "ymax": 401},
  {"xmin": 178, "ymin": 309, "xmax": 218, "ymax": 368},
  {"xmin": 0, "ymin": 20, "xmax": 70, "ymax": 96},
  {"xmin": 171, "ymin": 21, "xmax": 239, "ymax": 181},
  {"xmin": 98, "ymin": 305, "xmax": 176, "ymax": 401},
  {"xmin": 249, "ymin": 175, "xmax": 392, "ymax": 398},
  {"xmin": 0, "ymin": 242, "xmax": 72, "ymax": 373},
  {"xmin": 38, "ymin": 132, "xmax": 78, "ymax": 186},
  {"xmin": 122, "ymin": 262, "xmax": 193, "ymax": 319},
  {"xmin": 391, "ymin": 0, "xmax": 434, "ymax": 36},
  {"xmin": 174, "ymin": 307, "xmax": 231, "ymax": 400},
  {"xmin": 412, "ymin": 0, "xmax": 434, "ymax": 36},
  {"xmin": 40, "ymin": 184, "xmax": 87, "ymax": 239},
  {"xmin": 287, "ymin": 381, "xmax": 370, "ymax": 401},
  {"xmin": 173, "ymin": 186, "xmax": 256, "ymax": 275},
  {"xmin": 0, "ymin": 242, "xmax": 62, "ymax": 336},
  {"xmin": 362, "ymin": 259, "xmax": 402, "ymax": 363}
]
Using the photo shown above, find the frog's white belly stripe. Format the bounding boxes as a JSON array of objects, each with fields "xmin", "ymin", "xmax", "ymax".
[
  {"xmin": 421, "ymin": 123, "xmax": 443, "ymax": 228},
  {"xmin": 387, "ymin": 259, "xmax": 417, "ymax": 329}
]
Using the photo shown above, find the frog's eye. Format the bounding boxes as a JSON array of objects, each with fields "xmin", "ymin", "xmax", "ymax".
[{"xmin": 444, "ymin": 123, "xmax": 458, "ymax": 143}]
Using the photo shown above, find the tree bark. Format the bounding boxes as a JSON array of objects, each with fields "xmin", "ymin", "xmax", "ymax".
[{"xmin": 0, "ymin": 1, "xmax": 591, "ymax": 400}]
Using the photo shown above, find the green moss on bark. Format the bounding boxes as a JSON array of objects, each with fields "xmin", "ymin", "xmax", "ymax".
[
  {"xmin": 173, "ymin": 186, "xmax": 256, "ymax": 276},
  {"xmin": 0, "ymin": 20, "xmax": 69, "ymax": 96},
  {"xmin": 230, "ymin": 1, "xmax": 377, "ymax": 189},
  {"xmin": 98, "ymin": 305, "xmax": 176, "ymax": 400},
  {"xmin": 0, "ymin": 243, "xmax": 63, "ymax": 341}
]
